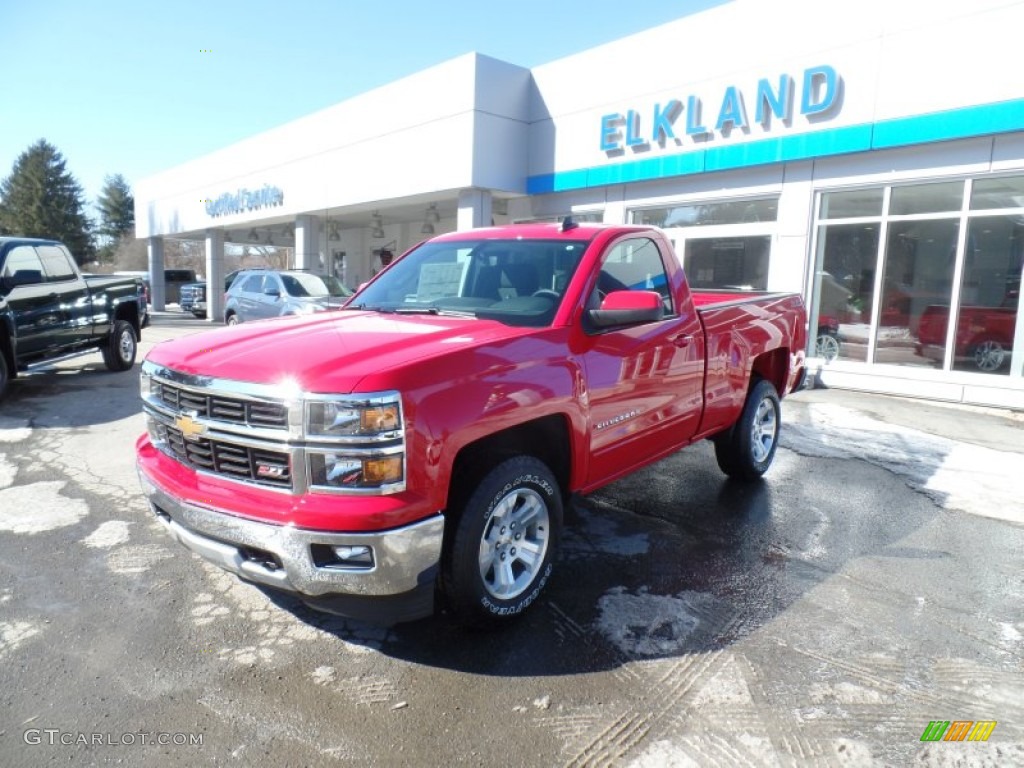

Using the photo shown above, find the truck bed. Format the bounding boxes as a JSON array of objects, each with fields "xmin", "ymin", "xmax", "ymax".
[{"xmin": 691, "ymin": 289, "xmax": 798, "ymax": 309}]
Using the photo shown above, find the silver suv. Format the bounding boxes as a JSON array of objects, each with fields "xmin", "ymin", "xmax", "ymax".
[{"xmin": 223, "ymin": 269, "xmax": 352, "ymax": 325}]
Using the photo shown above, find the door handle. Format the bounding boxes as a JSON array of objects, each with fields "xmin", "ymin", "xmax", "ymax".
[{"xmin": 670, "ymin": 333, "xmax": 694, "ymax": 348}]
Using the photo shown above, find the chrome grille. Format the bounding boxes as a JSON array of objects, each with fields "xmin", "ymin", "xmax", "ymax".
[
  {"xmin": 157, "ymin": 423, "xmax": 291, "ymax": 489},
  {"xmin": 152, "ymin": 380, "xmax": 288, "ymax": 429}
]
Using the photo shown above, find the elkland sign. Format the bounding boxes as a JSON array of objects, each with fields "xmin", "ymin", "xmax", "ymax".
[
  {"xmin": 205, "ymin": 185, "xmax": 284, "ymax": 217},
  {"xmin": 600, "ymin": 65, "xmax": 841, "ymax": 153}
]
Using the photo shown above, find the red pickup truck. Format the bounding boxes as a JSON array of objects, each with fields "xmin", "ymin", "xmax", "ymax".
[
  {"xmin": 136, "ymin": 222, "xmax": 806, "ymax": 625},
  {"xmin": 916, "ymin": 298, "xmax": 1017, "ymax": 372}
]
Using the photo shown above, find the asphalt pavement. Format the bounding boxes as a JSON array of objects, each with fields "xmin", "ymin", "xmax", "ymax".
[{"xmin": 0, "ymin": 311, "xmax": 1021, "ymax": 767}]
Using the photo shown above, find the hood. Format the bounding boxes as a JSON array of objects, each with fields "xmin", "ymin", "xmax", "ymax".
[{"xmin": 144, "ymin": 310, "xmax": 532, "ymax": 394}]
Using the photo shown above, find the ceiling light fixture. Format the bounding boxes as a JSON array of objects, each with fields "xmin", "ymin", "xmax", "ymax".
[
  {"xmin": 420, "ymin": 221, "xmax": 435, "ymax": 235},
  {"xmin": 425, "ymin": 204, "xmax": 440, "ymax": 224},
  {"xmin": 248, "ymin": 228, "xmax": 259, "ymax": 241}
]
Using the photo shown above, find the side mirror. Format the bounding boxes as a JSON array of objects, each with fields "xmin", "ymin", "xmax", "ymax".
[
  {"xmin": 5, "ymin": 269, "xmax": 45, "ymax": 289},
  {"xmin": 587, "ymin": 290, "xmax": 664, "ymax": 328},
  {"xmin": 264, "ymin": 287, "xmax": 281, "ymax": 298}
]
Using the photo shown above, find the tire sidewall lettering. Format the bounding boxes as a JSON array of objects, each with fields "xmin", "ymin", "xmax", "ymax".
[
  {"xmin": 483, "ymin": 474, "xmax": 555, "ymax": 520},
  {"xmin": 479, "ymin": 561, "xmax": 553, "ymax": 615}
]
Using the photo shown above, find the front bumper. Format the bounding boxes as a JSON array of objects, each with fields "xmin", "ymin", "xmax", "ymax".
[{"xmin": 138, "ymin": 467, "xmax": 444, "ymax": 624}]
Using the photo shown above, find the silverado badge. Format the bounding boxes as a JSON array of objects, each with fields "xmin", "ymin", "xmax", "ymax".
[{"xmin": 175, "ymin": 412, "xmax": 207, "ymax": 440}]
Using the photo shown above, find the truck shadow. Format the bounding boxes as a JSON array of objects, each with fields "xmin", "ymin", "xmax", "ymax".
[
  {"xmin": 260, "ymin": 435, "xmax": 947, "ymax": 676},
  {"xmin": 1, "ymin": 362, "xmax": 144, "ymax": 427}
]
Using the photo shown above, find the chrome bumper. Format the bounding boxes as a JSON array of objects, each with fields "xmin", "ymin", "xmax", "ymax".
[{"xmin": 138, "ymin": 469, "xmax": 444, "ymax": 600}]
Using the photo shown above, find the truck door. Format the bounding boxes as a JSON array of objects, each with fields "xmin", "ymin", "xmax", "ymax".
[
  {"xmin": 37, "ymin": 244, "xmax": 92, "ymax": 347},
  {"xmin": 258, "ymin": 274, "xmax": 284, "ymax": 319},
  {"xmin": 1, "ymin": 244, "xmax": 63, "ymax": 359},
  {"xmin": 580, "ymin": 235, "xmax": 705, "ymax": 486}
]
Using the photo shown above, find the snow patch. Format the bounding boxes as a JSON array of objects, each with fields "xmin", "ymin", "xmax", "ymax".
[
  {"xmin": 0, "ymin": 418, "xmax": 31, "ymax": 443},
  {"xmin": 627, "ymin": 739, "xmax": 703, "ymax": 767},
  {"xmin": 312, "ymin": 666, "xmax": 337, "ymax": 685},
  {"xmin": 106, "ymin": 544, "xmax": 173, "ymax": 574},
  {"xmin": 1000, "ymin": 622, "xmax": 1022, "ymax": 648},
  {"xmin": 596, "ymin": 587, "xmax": 703, "ymax": 656},
  {"xmin": 0, "ymin": 482, "xmax": 88, "ymax": 533},
  {"xmin": 0, "ymin": 620, "xmax": 42, "ymax": 659},
  {"xmin": 784, "ymin": 403, "xmax": 1023, "ymax": 524},
  {"xmin": 82, "ymin": 520, "xmax": 131, "ymax": 548},
  {"xmin": 0, "ymin": 453, "xmax": 15, "ymax": 488}
]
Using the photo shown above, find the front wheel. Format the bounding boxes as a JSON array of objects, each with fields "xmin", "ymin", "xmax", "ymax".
[
  {"xmin": 442, "ymin": 456, "xmax": 562, "ymax": 626},
  {"xmin": 713, "ymin": 378, "xmax": 781, "ymax": 480},
  {"xmin": 101, "ymin": 320, "xmax": 137, "ymax": 372},
  {"xmin": 225, "ymin": 313, "xmax": 239, "ymax": 326}
]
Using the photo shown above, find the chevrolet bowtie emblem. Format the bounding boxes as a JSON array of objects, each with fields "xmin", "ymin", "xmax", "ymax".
[{"xmin": 175, "ymin": 412, "xmax": 207, "ymax": 440}]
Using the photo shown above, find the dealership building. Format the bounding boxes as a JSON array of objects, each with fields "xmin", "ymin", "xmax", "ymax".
[{"xmin": 135, "ymin": 0, "xmax": 1024, "ymax": 408}]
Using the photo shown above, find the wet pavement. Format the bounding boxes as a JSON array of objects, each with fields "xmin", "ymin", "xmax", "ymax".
[{"xmin": 0, "ymin": 312, "xmax": 1021, "ymax": 766}]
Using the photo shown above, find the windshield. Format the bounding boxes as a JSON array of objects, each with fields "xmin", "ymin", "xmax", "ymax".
[
  {"xmin": 282, "ymin": 272, "xmax": 353, "ymax": 298},
  {"xmin": 350, "ymin": 238, "xmax": 591, "ymax": 327}
]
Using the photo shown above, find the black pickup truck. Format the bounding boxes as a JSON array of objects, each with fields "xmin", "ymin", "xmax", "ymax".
[{"xmin": 0, "ymin": 237, "xmax": 146, "ymax": 400}]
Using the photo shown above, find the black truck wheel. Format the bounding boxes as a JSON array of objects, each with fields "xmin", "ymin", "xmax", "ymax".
[
  {"xmin": 713, "ymin": 378, "xmax": 781, "ymax": 480},
  {"xmin": 102, "ymin": 320, "xmax": 137, "ymax": 372},
  {"xmin": 442, "ymin": 456, "xmax": 562, "ymax": 625}
]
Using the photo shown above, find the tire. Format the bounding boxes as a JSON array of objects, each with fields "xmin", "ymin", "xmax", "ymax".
[
  {"xmin": 713, "ymin": 378, "xmax": 781, "ymax": 480},
  {"xmin": 442, "ymin": 456, "xmax": 562, "ymax": 626},
  {"xmin": 101, "ymin": 320, "xmax": 137, "ymax": 372},
  {"xmin": 226, "ymin": 313, "xmax": 239, "ymax": 326},
  {"xmin": 973, "ymin": 339, "xmax": 1008, "ymax": 372}
]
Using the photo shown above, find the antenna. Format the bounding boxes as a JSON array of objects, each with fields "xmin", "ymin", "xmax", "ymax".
[{"xmin": 559, "ymin": 215, "xmax": 578, "ymax": 232}]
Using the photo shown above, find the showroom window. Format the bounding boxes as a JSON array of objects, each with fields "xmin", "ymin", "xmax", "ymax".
[
  {"xmin": 631, "ymin": 197, "xmax": 778, "ymax": 291},
  {"xmin": 811, "ymin": 177, "xmax": 1021, "ymax": 376}
]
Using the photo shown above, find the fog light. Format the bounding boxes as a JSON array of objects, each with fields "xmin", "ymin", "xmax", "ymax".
[
  {"xmin": 308, "ymin": 452, "xmax": 405, "ymax": 490},
  {"xmin": 145, "ymin": 415, "xmax": 161, "ymax": 444},
  {"xmin": 333, "ymin": 545, "xmax": 374, "ymax": 566},
  {"xmin": 363, "ymin": 456, "xmax": 402, "ymax": 484}
]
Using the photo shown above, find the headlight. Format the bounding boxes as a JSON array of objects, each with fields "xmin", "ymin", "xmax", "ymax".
[
  {"xmin": 305, "ymin": 393, "xmax": 404, "ymax": 492},
  {"xmin": 306, "ymin": 396, "xmax": 402, "ymax": 438},
  {"xmin": 140, "ymin": 370, "xmax": 153, "ymax": 399},
  {"xmin": 308, "ymin": 452, "xmax": 404, "ymax": 491}
]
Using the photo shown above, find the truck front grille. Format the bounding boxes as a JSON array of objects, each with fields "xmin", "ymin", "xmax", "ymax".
[
  {"xmin": 158, "ymin": 423, "xmax": 292, "ymax": 489},
  {"xmin": 153, "ymin": 380, "xmax": 288, "ymax": 429}
]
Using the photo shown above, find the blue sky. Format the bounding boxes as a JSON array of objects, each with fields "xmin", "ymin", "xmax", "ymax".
[{"xmin": 0, "ymin": 0, "xmax": 724, "ymax": 212}]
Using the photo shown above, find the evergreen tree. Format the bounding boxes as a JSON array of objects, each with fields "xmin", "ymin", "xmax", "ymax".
[
  {"xmin": 0, "ymin": 139, "xmax": 95, "ymax": 263},
  {"xmin": 96, "ymin": 173, "xmax": 135, "ymax": 241}
]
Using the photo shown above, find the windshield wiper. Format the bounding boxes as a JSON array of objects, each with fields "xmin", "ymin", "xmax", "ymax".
[
  {"xmin": 394, "ymin": 306, "xmax": 477, "ymax": 318},
  {"xmin": 343, "ymin": 303, "xmax": 394, "ymax": 313}
]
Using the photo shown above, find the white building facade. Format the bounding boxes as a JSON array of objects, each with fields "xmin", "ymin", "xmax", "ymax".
[{"xmin": 136, "ymin": 0, "xmax": 1024, "ymax": 408}]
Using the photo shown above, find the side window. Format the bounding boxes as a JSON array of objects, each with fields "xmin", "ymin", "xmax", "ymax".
[
  {"xmin": 596, "ymin": 237, "xmax": 674, "ymax": 315},
  {"xmin": 1, "ymin": 245, "xmax": 46, "ymax": 283},
  {"xmin": 239, "ymin": 275, "xmax": 263, "ymax": 293},
  {"xmin": 263, "ymin": 275, "xmax": 282, "ymax": 295},
  {"xmin": 280, "ymin": 274, "xmax": 304, "ymax": 296},
  {"xmin": 36, "ymin": 245, "xmax": 77, "ymax": 281}
]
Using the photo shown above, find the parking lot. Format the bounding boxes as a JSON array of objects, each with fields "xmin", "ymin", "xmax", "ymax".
[{"xmin": 1, "ymin": 312, "xmax": 1022, "ymax": 767}]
